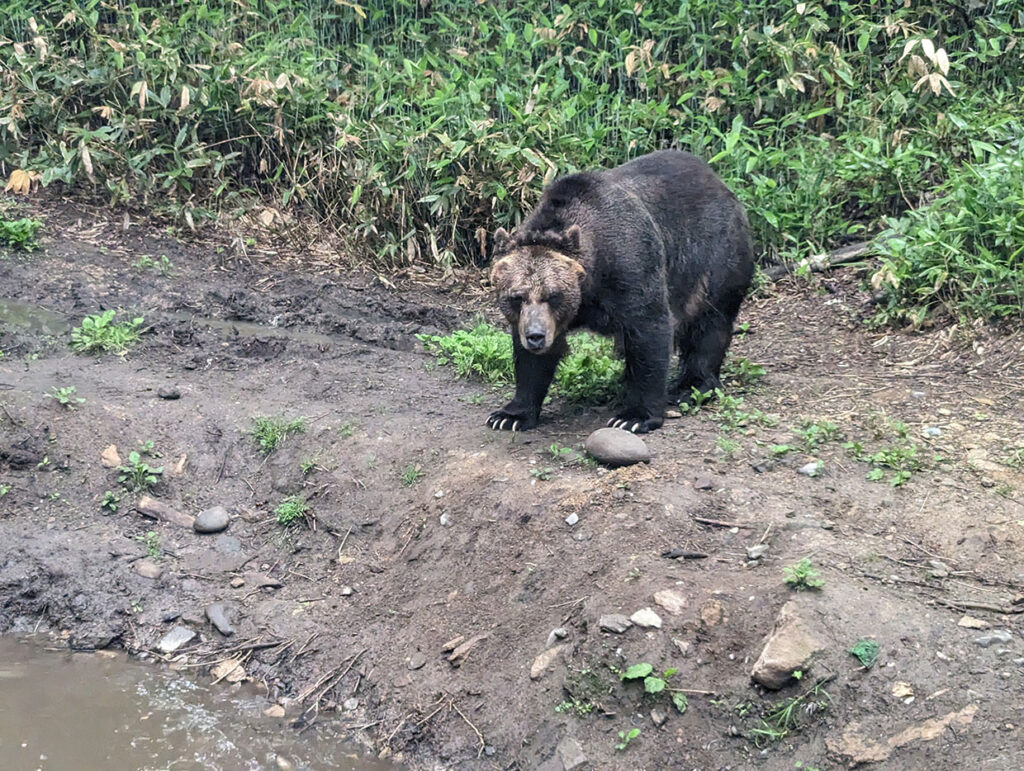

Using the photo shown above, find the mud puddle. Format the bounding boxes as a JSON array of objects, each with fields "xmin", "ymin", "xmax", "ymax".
[{"xmin": 0, "ymin": 637, "xmax": 382, "ymax": 771}]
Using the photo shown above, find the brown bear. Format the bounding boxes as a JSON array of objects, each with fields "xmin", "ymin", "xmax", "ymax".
[{"xmin": 487, "ymin": 149, "xmax": 754, "ymax": 434}]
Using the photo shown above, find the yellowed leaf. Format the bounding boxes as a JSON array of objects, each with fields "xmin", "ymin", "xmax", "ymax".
[
  {"xmin": 935, "ymin": 48, "xmax": 950, "ymax": 75},
  {"xmin": 80, "ymin": 144, "xmax": 94, "ymax": 178},
  {"xmin": 211, "ymin": 659, "xmax": 246, "ymax": 683},
  {"xmin": 274, "ymin": 73, "xmax": 290, "ymax": 90},
  {"xmin": 624, "ymin": 50, "xmax": 637, "ymax": 77},
  {"xmin": 900, "ymin": 39, "xmax": 916, "ymax": 62},
  {"xmin": 179, "ymin": 85, "xmax": 190, "ymax": 112},
  {"xmin": 795, "ymin": 2, "xmax": 806, "ymax": 13},
  {"xmin": 4, "ymin": 169, "xmax": 34, "ymax": 195},
  {"xmin": 92, "ymin": 105, "xmax": 112, "ymax": 120},
  {"xmin": 921, "ymin": 38, "xmax": 936, "ymax": 64},
  {"xmin": 892, "ymin": 681, "xmax": 914, "ymax": 700}
]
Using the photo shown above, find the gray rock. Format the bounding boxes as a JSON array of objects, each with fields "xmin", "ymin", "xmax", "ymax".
[
  {"xmin": 546, "ymin": 627, "xmax": 569, "ymax": 647},
  {"xmin": 343, "ymin": 698, "xmax": 359, "ymax": 711},
  {"xmin": 922, "ymin": 426, "xmax": 942, "ymax": 437},
  {"xmin": 797, "ymin": 461, "xmax": 822, "ymax": 477},
  {"xmin": 340, "ymin": 585, "xmax": 354, "ymax": 596},
  {"xmin": 135, "ymin": 558, "xmax": 163, "ymax": 580},
  {"xmin": 693, "ymin": 476, "xmax": 714, "ymax": 490},
  {"xmin": 194, "ymin": 505, "xmax": 230, "ymax": 534},
  {"xmin": 746, "ymin": 544, "xmax": 769, "ymax": 560},
  {"xmin": 584, "ymin": 428, "xmax": 651, "ymax": 467},
  {"xmin": 157, "ymin": 387, "xmax": 181, "ymax": 400},
  {"xmin": 651, "ymin": 708, "xmax": 668, "ymax": 728},
  {"xmin": 653, "ymin": 589, "xmax": 688, "ymax": 616},
  {"xmin": 439, "ymin": 512, "xmax": 452, "ymax": 527},
  {"xmin": 630, "ymin": 608, "xmax": 663, "ymax": 629},
  {"xmin": 555, "ymin": 736, "xmax": 587, "ymax": 771},
  {"xmin": 205, "ymin": 603, "xmax": 236, "ymax": 636},
  {"xmin": 599, "ymin": 614, "xmax": 632, "ymax": 634},
  {"xmin": 751, "ymin": 601, "xmax": 825, "ymax": 689},
  {"xmin": 565, "ymin": 513, "xmax": 579, "ymax": 527},
  {"xmin": 158, "ymin": 625, "xmax": 196, "ymax": 654},
  {"xmin": 407, "ymin": 652, "xmax": 427, "ymax": 670},
  {"xmin": 974, "ymin": 631, "xmax": 1014, "ymax": 648}
]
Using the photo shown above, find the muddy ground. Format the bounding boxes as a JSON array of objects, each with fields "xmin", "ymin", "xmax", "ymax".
[{"xmin": 1, "ymin": 198, "xmax": 1022, "ymax": 771}]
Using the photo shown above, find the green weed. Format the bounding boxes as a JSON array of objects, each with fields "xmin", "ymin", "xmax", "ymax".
[
  {"xmin": 782, "ymin": 558, "xmax": 825, "ymax": 591},
  {"xmin": 0, "ymin": 217, "xmax": 42, "ymax": 250},
  {"xmin": 401, "ymin": 463, "xmax": 424, "ymax": 486},
  {"xmin": 615, "ymin": 728, "xmax": 640, "ymax": 751},
  {"xmin": 101, "ymin": 490, "xmax": 120, "ymax": 512},
  {"xmin": 795, "ymin": 420, "xmax": 841, "ymax": 452},
  {"xmin": 300, "ymin": 454, "xmax": 321, "ymax": 476},
  {"xmin": 249, "ymin": 416, "xmax": 306, "ymax": 455},
  {"xmin": 845, "ymin": 440, "xmax": 923, "ymax": 487},
  {"xmin": 46, "ymin": 385, "xmax": 84, "ymax": 409},
  {"xmin": 0, "ymin": 483, "xmax": 10, "ymax": 497},
  {"xmin": 274, "ymin": 495, "xmax": 309, "ymax": 527},
  {"xmin": 530, "ymin": 466, "xmax": 553, "ymax": 482},
  {"xmin": 848, "ymin": 639, "xmax": 880, "ymax": 668},
  {"xmin": 136, "ymin": 530, "xmax": 161, "ymax": 559},
  {"xmin": 555, "ymin": 698, "xmax": 594, "ymax": 718},
  {"xmin": 618, "ymin": 662, "xmax": 689, "ymax": 714},
  {"xmin": 722, "ymin": 357, "xmax": 766, "ymax": 387},
  {"xmin": 749, "ymin": 678, "xmax": 832, "ymax": 748},
  {"xmin": 134, "ymin": 254, "xmax": 175, "ymax": 276},
  {"xmin": 118, "ymin": 451, "xmax": 163, "ymax": 492},
  {"xmin": 70, "ymin": 310, "xmax": 143, "ymax": 355}
]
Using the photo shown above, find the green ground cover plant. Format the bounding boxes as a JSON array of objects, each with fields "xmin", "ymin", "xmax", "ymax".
[{"xmin": 2, "ymin": 2, "xmax": 1021, "ymax": 322}]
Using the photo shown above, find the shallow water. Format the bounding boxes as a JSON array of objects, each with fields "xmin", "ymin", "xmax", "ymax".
[{"xmin": 0, "ymin": 637, "xmax": 381, "ymax": 771}]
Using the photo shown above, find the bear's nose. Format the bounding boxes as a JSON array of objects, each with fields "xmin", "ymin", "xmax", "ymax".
[{"xmin": 525, "ymin": 332, "xmax": 546, "ymax": 351}]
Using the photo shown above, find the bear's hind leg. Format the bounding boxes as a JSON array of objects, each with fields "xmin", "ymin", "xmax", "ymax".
[{"xmin": 669, "ymin": 310, "xmax": 734, "ymax": 405}]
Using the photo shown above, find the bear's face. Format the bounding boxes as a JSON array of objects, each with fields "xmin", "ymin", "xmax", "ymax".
[{"xmin": 490, "ymin": 232, "xmax": 585, "ymax": 355}]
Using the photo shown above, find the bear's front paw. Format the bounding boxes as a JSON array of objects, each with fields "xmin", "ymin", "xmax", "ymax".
[
  {"xmin": 487, "ymin": 405, "xmax": 537, "ymax": 432},
  {"xmin": 608, "ymin": 407, "xmax": 664, "ymax": 434}
]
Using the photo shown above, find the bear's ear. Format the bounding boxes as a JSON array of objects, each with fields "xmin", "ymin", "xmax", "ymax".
[
  {"xmin": 490, "ymin": 256, "xmax": 512, "ymax": 288},
  {"xmin": 493, "ymin": 227, "xmax": 513, "ymax": 255},
  {"xmin": 564, "ymin": 224, "xmax": 582, "ymax": 255}
]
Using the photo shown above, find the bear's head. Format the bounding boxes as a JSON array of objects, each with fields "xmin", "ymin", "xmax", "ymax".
[{"xmin": 489, "ymin": 225, "xmax": 586, "ymax": 355}]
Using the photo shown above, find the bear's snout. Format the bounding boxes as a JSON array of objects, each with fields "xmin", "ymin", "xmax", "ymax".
[
  {"xmin": 518, "ymin": 304, "xmax": 555, "ymax": 353},
  {"xmin": 524, "ymin": 330, "xmax": 547, "ymax": 351}
]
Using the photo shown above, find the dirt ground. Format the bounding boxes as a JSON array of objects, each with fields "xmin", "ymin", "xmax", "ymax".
[{"xmin": 1, "ymin": 198, "xmax": 1023, "ymax": 771}]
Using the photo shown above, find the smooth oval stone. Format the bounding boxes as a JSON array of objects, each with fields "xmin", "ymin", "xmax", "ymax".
[
  {"xmin": 194, "ymin": 505, "xmax": 230, "ymax": 534},
  {"xmin": 584, "ymin": 428, "xmax": 651, "ymax": 467}
]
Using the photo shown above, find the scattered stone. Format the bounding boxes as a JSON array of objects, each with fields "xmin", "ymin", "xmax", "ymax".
[
  {"xmin": 958, "ymin": 616, "xmax": 989, "ymax": 629},
  {"xmin": 664, "ymin": 408, "xmax": 683, "ymax": 419},
  {"xmin": 922, "ymin": 426, "xmax": 942, "ymax": 438},
  {"xmin": 439, "ymin": 512, "xmax": 452, "ymax": 527},
  {"xmin": 230, "ymin": 577, "xmax": 245, "ymax": 589},
  {"xmin": 339, "ymin": 585, "xmax": 354, "ymax": 596},
  {"xmin": 797, "ymin": 461, "xmax": 822, "ymax": 477},
  {"xmin": 653, "ymin": 589, "xmax": 688, "ymax": 616},
  {"xmin": 699, "ymin": 599, "xmax": 724, "ymax": 627},
  {"xmin": 243, "ymin": 571, "xmax": 282, "ymax": 589},
  {"xmin": 826, "ymin": 704, "xmax": 978, "ymax": 765},
  {"xmin": 530, "ymin": 644, "xmax": 567, "ymax": 680},
  {"xmin": 157, "ymin": 387, "xmax": 181, "ymax": 400},
  {"xmin": 343, "ymin": 698, "xmax": 359, "ymax": 711},
  {"xmin": 892, "ymin": 681, "xmax": 914, "ymax": 700},
  {"xmin": 407, "ymin": 652, "xmax": 427, "ymax": 671},
  {"xmin": 630, "ymin": 608, "xmax": 662, "ymax": 629},
  {"xmin": 158, "ymin": 626, "xmax": 196, "ymax": 654},
  {"xmin": 672, "ymin": 638, "xmax": 692, "ymax": 657},
  {"xmin": 693, "ymin": 476, "xmax": 714, "ymax": 491},
  {"xmin": 137, "ymin": 495, "xmax": 195, "ymax": 529},
  {"xmin": 651, "ymin": 708, "xmax": 668, "ymax": 728},
  {"xmin": 194, "ymin": 505, "xmax": 230, "ymax": 534},
  {"xmin": 546, "ymin": 627, "xmax": 569, "ymax": 648},
  {"xmin": 447, "ymin": 634, "xmax": 487, "ymax": 667},
  {"xmin": 168, "ymin": 454, "xmax": 188, "ymax": 476},
  {"xmin": 928, "ymin": 560, "xmax": 951, "ymax": 573},
  {"xmin": 205, "ymin": 603, "xmax": 236, "ymax": 636},
  {"xmin": 746, "ymin": 544, "xmax": 769, "ymax": 560},
  {"xmin": 101, "ymin": 444, "xmax": 122, "ymax": 469},
  {"xmin": 974, "ymin": 631, "xmax": 1013, "ymax": 648},
  {"xmin": 599, "ymin": 614, "xmax": 632, "ymax": 634},
  {"xmin": 135, "ymin": 558, "xmax": 163, "ymax": 580},
  {"xmin": 211, "ymin": 658, "xmax": 246, "ymax": 683},
  {"xmin": 584, "ymin": 428, "xmax": 651, "ymax": 467},
  {"xmin": 555, "ymin": 736, "xmax": 587, "ymax": 771},
  {"xmin": 276, "ymin": 755, "xmax": 295, "ymax": 771},
  {"xmin": 751, "ymin": 601, "xmax": 825, "ymax": 689},
  {"xmin": 565, "ymin": 513, "xmax": 579, "ymax": 526},
  {"xmin": 264, "ymin": 704, "xmax": 286, "ymax": 718}
]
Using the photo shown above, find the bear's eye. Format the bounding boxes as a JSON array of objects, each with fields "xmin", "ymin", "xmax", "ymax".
[
  {"xmin": 546, "ymin": 292, "xmax": 563, "ymax": 308},
  {"xmin": 507, "ymin": 294, "xmax": 525, "ymax": 308}
]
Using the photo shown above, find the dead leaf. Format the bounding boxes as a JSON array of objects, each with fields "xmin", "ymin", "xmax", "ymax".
[
  {"xmin": 211, "ymin": 658, "xmax": 246, "ymax": 683},
  {"xmin": 5, "ymin": 169, "xmax": 36, "ymax": 195},
  {"xmin": 892, "ymin": 681, "xmax": 914, "ymax": 700},
  {"xmin": 530, "ymin": 644, "xmax": 567, "ymax": 680},
  {"xmin": 958, "ymin": 615, "xmax": 990, "ymax": 629},
  {"xmin": 179, "ymin": 85, "xmax": 190, "ymax": 112}
]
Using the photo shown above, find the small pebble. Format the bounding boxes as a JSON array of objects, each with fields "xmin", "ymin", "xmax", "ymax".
[
  {"xmin": 343, "ymin": 698, "xmax": 359, "ymax": 711},
  {"xmin": 922, "ymin": 426, "xmax": 942, "ymax": 437},
  {"xmin": 157, "ymin": 387, "xmax": 181, "ymax": 400},
  {"xmin": 194, "ymin": 505, "xmax": 230, "ymax": 534},
  {"xmin": 798, "ymin": 461, "xmax": 822, "ymax": 477},
  {"xmin": 205, "ymin": 603, "xmax": 236, "ymax": 636},
  {"xmin": 157, "ymin": 626, "xmax": 196, "ymax": 654},
  {"xmin": 135, "ymin": 559, "xmax": 163, "ymax": 580},
  {"xmin": 746, "ymin": 544, "xmax": 769, "ymax": 560},
  {"xmin": 565, "ymin": 513, "xmax": 579, "ymax": 526},
  {"xmin": 599, "ymin": 614, "xmax": 632, "ymax": 634},
  {"xmin": 407, "ymin": 652, "xmax": 427, "ymax": 670},
  {"xmin": 975, "ymin": 631, "xmax": 1014, "ymax": 648},
  {"xmin": 339, "ymin": 586, "xmax": 354, "ymax": 596},
  {"xmin": 630, "ymin": 607, "xmax": 663, "ymax": 629},
  {"xmin": 230, "ymin": 577, "xmax": 245, "ymax": 588}
]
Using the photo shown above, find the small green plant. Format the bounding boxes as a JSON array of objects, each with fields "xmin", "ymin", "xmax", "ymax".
[
  {"xmin": 618, "ymin": 663, "xmax": 689, "ymax": 714},
  {"xmin": 770, "ymin": 444, "xmax": 795, "ymax": 457},
  {"xmin": 716, "ymin": 436, "xmax": 741, "ymax": 459},
  {"xmin": 101, "ymin": 490, "xmax": 120, "ymax": 512},
  {"xmin": 249, "ymin": 416, "xmax": 307, "ymax": 454},
  {"xmin": 401, "ymin": 463, "xmax": 424, "ymax": 486},
  {"xmin": 300, "ymin": 454, "xmax": 321, "ymax": 476},
  {"xmin": 274, "ymin": 495, "xmax": 309, "ymax": 526},
  {"xmin": 136, "ymin": 530, "xmax": 161, "ymax": 558},
  {"xmin": 137, "ymin": 439, "xmax": 160, "ymax": 457},
  {"xmin": 749, "ymin": 678, "xmax": 832, "ymax": 747},
  {"xmin": 530, "ymin": 466, "xmax": 554, "ymax": 482},
  {"xmin": 117, "ymin": 451, "xmax": 164, "ymax": 492},
  {"xmin": 339, "ymin": 422, "xmax": 356, "ymax": 438},
  {"xmin": 712, "ymin": 390, "xmax": 777, "ymax": 432},
  {"xmin": 0, "ymin": 217, "xmax": 43, "ymax": 250},
  {"xmin": 548, "ymin": 443, "xmax": 576, "ymax": 463},
  {"xmin": 782, "ymin": 558, "xmax": 825, "ymax": 591},
  {"xmin": 845, "ymin": 441, "xmax": 922, "ymax": 487},
  {"xmin": 0, "ymin": 483, "xmax": 10, "ymax": 496},
  {"xmin": 723, "ymin": 357, "xmax": 767, "ymax": 386},
  {"xmin": 134, "ymin": 254, "xmax": 174, "ymax": 276},
  {"xmin": 70, "ymin": 310, "xmax": 144, "ymax": 355},
  {"xmin": 615, "ymin": 728, "xmax": 640, "ymax": 751},
  {"xmin": 555, "ymin": 698, "xmax": 595, "ymax": 717},
  {"xmin": 848, "ymin": 639, "xmax": 880, "ymax": 668},
  {"xmin": 795, "ymin": 420, "xmax": 840, "ymax": 451},
  {"xmin": 46, "ymin": 385, "xmax": 85, "ymax": 409}
]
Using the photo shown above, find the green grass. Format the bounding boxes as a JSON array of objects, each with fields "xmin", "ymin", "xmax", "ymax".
[
  {"xmin": 782, "ymin": 558, "xmax": 825, "ymax": 591},
  {"xmin": 0, "ymin": 217, "xmax": 42, "ymax": 250},
  {"xmin": 419, "ymin": 323, "xmax": 623, "ymax": 404},
  {"xmin": 749, "ymin": 678, "xmax": 832, "ymax": 748},
  {"xmin": 401, "ymin": 463, "xmax": 424, "ymax": 486},
  {"xmin": 249, "ymin": 415, "xmax": 307, "ymax": 454},
  {"xmin": 70, "ymin": 310, "xmax": 143, "ymax": 355},
  {"xmin": 274, "ymin": 495, "xmax": 309, "ymax": 526},
  {"xmin": 2, "ymin": 2, "xmax": 1021, "ymax": 323}
]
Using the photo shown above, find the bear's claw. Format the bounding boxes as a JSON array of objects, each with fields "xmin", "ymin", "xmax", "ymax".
[{"xmin": 487, "ymin": 412, "xmax": 526, "ymax": 432}]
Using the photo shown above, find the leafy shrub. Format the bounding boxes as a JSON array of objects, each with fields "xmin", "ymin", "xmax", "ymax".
[
  {"xmin": 0, "ymin": 217, "xmax": 42, "ymax": 250},
  {"xmin": 70, "ymin": 310, "xmax": 143, "ymax": 355}
]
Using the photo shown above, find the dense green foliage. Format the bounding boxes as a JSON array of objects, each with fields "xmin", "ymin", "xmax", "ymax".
[{"xmin": 2, "ymin": 1, "xmax": 1022, "ymax": 321}]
